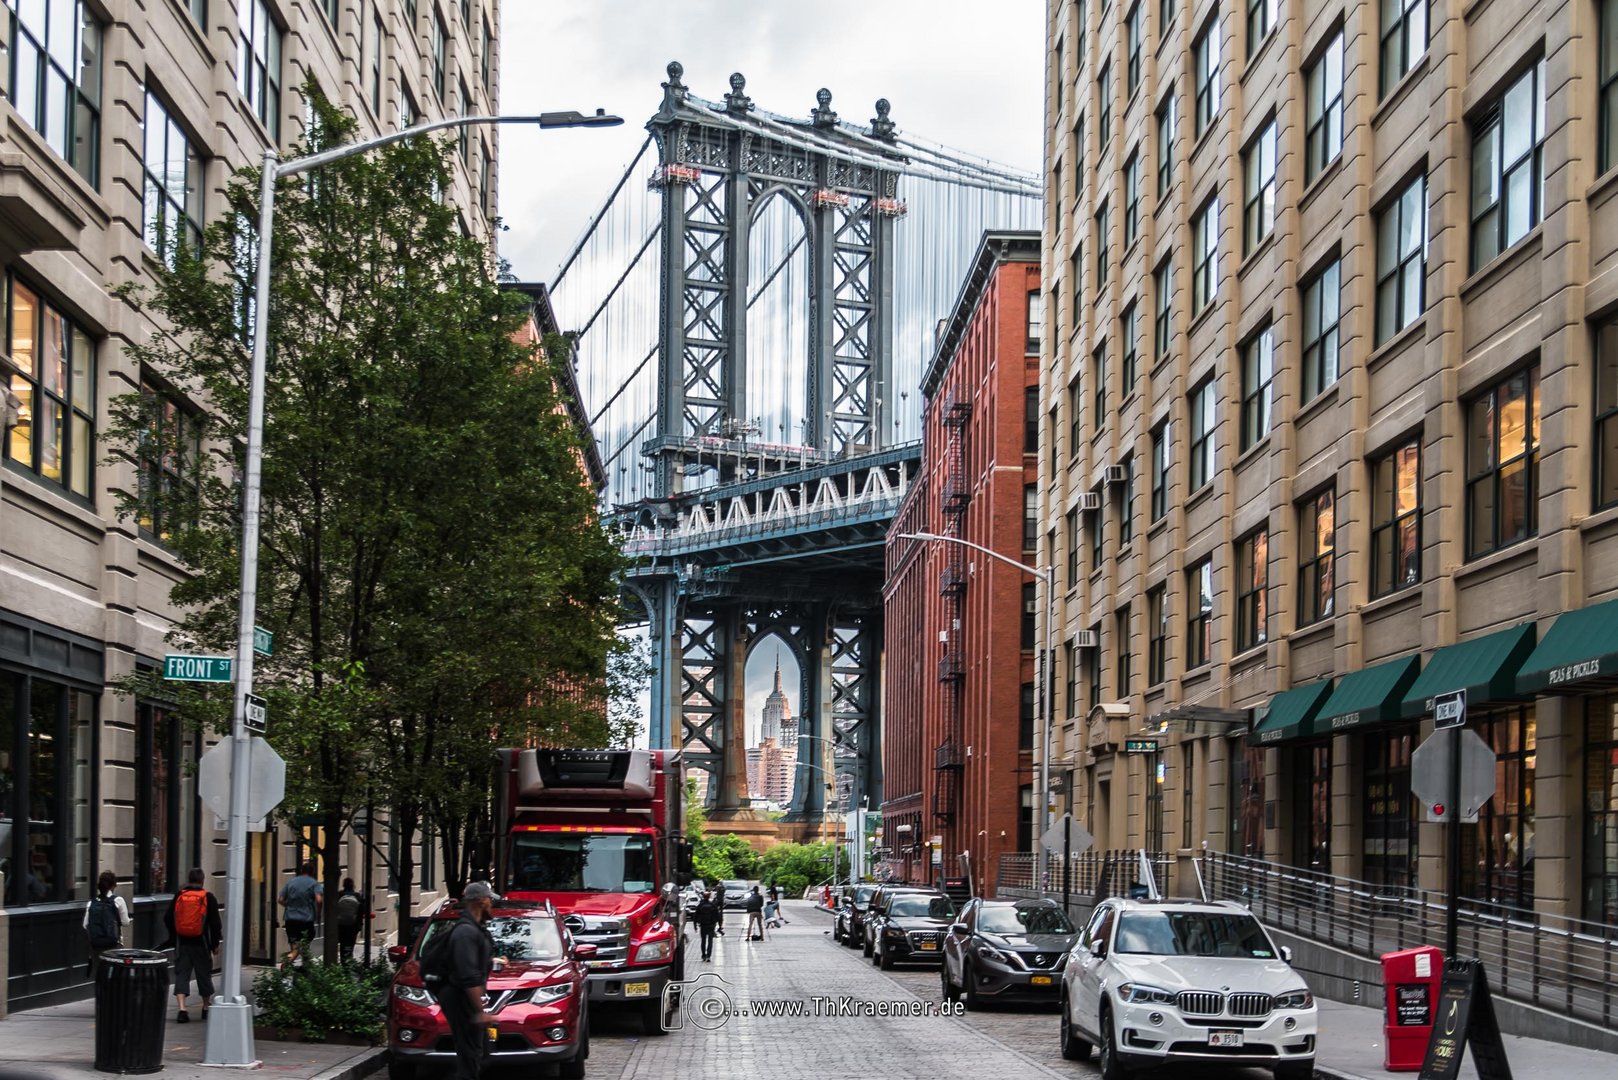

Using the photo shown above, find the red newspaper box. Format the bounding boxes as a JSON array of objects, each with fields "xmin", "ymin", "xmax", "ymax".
[{"xmin": 1380, "ymin": 946, "xmax": 1443, "ymax": 1070}]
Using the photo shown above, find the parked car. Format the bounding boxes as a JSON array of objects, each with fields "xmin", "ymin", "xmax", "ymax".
[
  {"xmin": 860, "ymin": 884, "xmax": 935, "ymax": 956},
  {"xmin": 1058, "ymin": 897, "xmax": 1317, "ymax": 1080},
  {"xmin": 835, "ymin": 883, "xmax": 879, "ymax": 947},
  {"xmin": 720, "ymin": 879, "xmax": 750, "ymax": 910},
  {"xmin": 386, "ymin": 900, "xmax": 593, "ymax": 1080},
  {"xmin": 868, "ymin": 890, "xmax": 955, "ymax": 970},
  {"xmin": 680, "ymin": 883, "xmax": 702, "ymax": 914},
  {"xmin": 941, "ymin": 897, "xmax": 1078, "ymax": 1009}
]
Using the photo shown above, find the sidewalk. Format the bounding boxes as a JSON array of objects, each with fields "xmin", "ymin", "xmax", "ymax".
[
  {"xmin": 0, "ymin": 969, "xmax": 383, "ymax": 1080},
  {"xmin": 1314, "ymin": 997, "xmax": 1615, "ymax": 1080}
]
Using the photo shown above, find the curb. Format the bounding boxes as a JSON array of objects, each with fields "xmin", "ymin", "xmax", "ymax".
[
  {"xmin": 310, "ymin": 1047, "xmax": 387, "ymax": 1080},
  {"xmin": 1314, "ymin": 1066, "xmax": 1375, "ymax": 1080}
]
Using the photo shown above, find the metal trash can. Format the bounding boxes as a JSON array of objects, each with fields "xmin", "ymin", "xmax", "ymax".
[{"xmin": 94, "ymin": 949, "xmax": 170, "ymax": 1074}]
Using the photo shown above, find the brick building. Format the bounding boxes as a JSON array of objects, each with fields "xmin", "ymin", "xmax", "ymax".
[{"xmin": 881, "ymin": 231, "xmax": 1041, "ymax": 889}]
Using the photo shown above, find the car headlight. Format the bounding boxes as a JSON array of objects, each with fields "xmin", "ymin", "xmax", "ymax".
[
  {"xmin": 393, "ymin": 983, "xmax": 435, "ymax": 1006},
  {"xmin": 634, "ymin": 939, "xmax": 673, "ymax": 964},
  {"xmin": 1117, "ymin": 983, "xmax": 1177, "ymax": 1006},
  {"xmin": 1274, "ymin": 988, "xmax": 1315, "ymax": 1010},
  {"xmin": 884, "ymin": 926, "xmax": 905, "ymax": 939},
  {"xmin": 531, "ymin": 983, "xmax": 574, "ymax": 1005},
  {"xmin": 975, "ymin": 944, "xmax": 1011, "ymax": 964}
]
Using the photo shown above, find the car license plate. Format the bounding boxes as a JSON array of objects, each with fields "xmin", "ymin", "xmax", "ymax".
[
  {"xmin": 1208, "ymin": 1031, "xmax": 1243, "ymax": 1048},
  {"xmin": 625, "ymin": 982, "xmax": 651, "ymax": 998},
  {"xmin": 919, "ymin": 941, "xmax": 938, "ymax": 950},
  {"xmin": 1030, "ymin": 975, "xmax": 1052, "ymax": 986}
]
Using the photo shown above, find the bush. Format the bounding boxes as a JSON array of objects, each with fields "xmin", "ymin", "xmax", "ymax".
[
  {"xmin": 773, "ymin": 872, "xmax": 809, "ymax": 898},
  {"xmin": 252, "ymin": 959, "xmax": 392, "ymax": 1042}
]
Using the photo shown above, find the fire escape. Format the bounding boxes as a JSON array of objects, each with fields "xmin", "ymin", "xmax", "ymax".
[{"xmin": 933, "ymin": 393, "xmax": 970, "ymax": 825}]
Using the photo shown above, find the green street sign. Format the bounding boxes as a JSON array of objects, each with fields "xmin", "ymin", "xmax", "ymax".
[
  {"xmin": 164, "ymin": 654, "xmax": 233, "ymax": 683},
  {"xmin": 253, "ymin": 626, "xmax": 273, "ymax": 657},
  {"xmin": 1123, "ymin": 737, "xmax": 1160, "ymax": 754}
]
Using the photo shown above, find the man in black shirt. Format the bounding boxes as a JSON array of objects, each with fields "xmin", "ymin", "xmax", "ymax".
[{"xmin": 438, "ymin": 881, "xmax": 498, "ymax": 1079}]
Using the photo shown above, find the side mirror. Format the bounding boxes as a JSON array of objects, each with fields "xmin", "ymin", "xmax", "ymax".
[
  {"xmin": 950, "ymin": 922, "xmax": 969, "ymax": 936},
  {"xmin": 386, "ymin": 945, "xmax": 410, "ymax": 964},
  {"xmin": 574, "ymin": 943, "xmax": 599, "ymax": 960},
  {"xmin": 678, "ymin": 839, "xmax": 694, "ymax": 876},
  {"xmin": 1280, "ymin": 945, "xmax": 1293, "ymax": 965},
  {"xmin": 1088, "ymin": 939, "xmax": 1107, "ymax": 959}
]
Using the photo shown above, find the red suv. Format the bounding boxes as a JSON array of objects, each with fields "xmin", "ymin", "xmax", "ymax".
[{"xmin": 386, "ymin": 900, "xmax": 593, "ymax": 1080}]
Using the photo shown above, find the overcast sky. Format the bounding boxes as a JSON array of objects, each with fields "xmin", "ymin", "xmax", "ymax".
[{"xmin": 496, "ymin": 0, "xmax": 1045, "ymax": 284}]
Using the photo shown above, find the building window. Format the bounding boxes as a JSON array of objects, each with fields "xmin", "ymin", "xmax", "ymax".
[
  {"xmin": 461, "ymin": 0, "xmax": 472, "ymax": 26},
  {"xmin": 1466, "ymin": 366, "xmax": 1540, "ymax": 558},
  {"xmin": 431, "ymin": 5, "xmax": 448, "ymax": 100},
  {"xmin": 4, "ymin": 275, "xmax": 96, "ymax": 499},
  {"xmin": 1066, "ymin": 508, "xmax": 1081, "ymax": 588},
  {"xmin": 405, "ymin": 0, "xmax": 418, "ymax": 24},
  {"xmin": 1381, "ymin": 0, "xmax": 1428, "ymax": 98},
  {"xmin": 1189, "ymin": 377, "xmax": 1216, "ymax": 490},
  {"xmin": 1088, "ymin": 489, "xmax": 1104, "ymax": 566},
  {"xmin": 1056, "ymin": 158, "xmax": 1064, "ymax": 231},
  {"xmin": 1123, "ymin": 153, "xmax": 1142, "ymax": 247},
  {"xmin": 1371, "ymin": 438, "xmax": 1422, "ymax": 596},
  {"xmin": 1297, "ymin": 487, "xmax": 1336, "ymax": 626},
  {"xmin": 1159, "ymin": 0, "xmax": 1175, "ymax": 33},
  {"xmin": 481, "ymin": 17, "xmax": 493, "ymax": 96},
  {"xmin": 458, "ymin": 76, "xmax": 472, "ymax": 161},
  {"xmin": 135, "ymin": 700, "xmax": 200, "ymax": 895},
  {"xmin": 1076, "ymin": 0, "xmax": 1086, "ymax": 59},
  {"xmin": 1598, "ymin": 318, "xmax": 1618, "ymax": 509},
  {"xmin": 1026, "ymin": 288, "xmax": 1042, "ymax": 354},
  {"xmin": 189, "ymin": 1, "xmax": 207, "ymax": 27},
  {"xmin": 1116, "ymin": 606, "xmax": 1133, "ymax": 698},
  {"xmin": 1020, "ymin": 683, "xmax": 1036, "ymax": 752},
  {"xmin": 1194, "ymin": 20, "xmax": 1220, "ymax": 139},
  {"xmin": 1363, "ymin": 730, "xmax": 1418, "ymax": 887},
  {"xmin": 402, "ymin": 82, "xmax": 418, "ymax": 128},
  {"xmin": 1235, "ymin": 527, "xmax": 1268, "ymax": 652},
  {"xmin": 1153, "ymin": 258, "xmax": 1172, "ymax": 360},
  {"xmin": 1230, "ymin": 744, "xmax": 1266, "ymax": 856},
  {"xmin": 1147, "ymin": 585, "xmax": 1168, "ymax": 684},
  {"xmin": 1095, "ymin": 201, "xmax": 1110, "ymax": 294},
  {"xmin": 237, "ymin": 0, "xmax": 282, "ymax": 141},
  {"xmin": 1247, "ymin": 0, "xmax": 1276, "ymax": 56},
  {"xmin": 1024, "ymin": 484, "xmax": 1039, "ymax": 551},
  {"xmin": 1603, "ymin": 0, "xmax": 1618, "ymax": 172},
  {"xmin": 1121, "ymin": 303, "xmax": 1140, "ymax": 393},
  {"xmin": 1086, "ymin": 625, "xmax": 1102, "ymax": 710},
  {"xmin": 1156, "ymin": 93, "xmax": 1177, "ymax": 199},
  {"xmin": 1117, "ymin": 456, "xmax": 1136, "ymax": 547},
  {"xmin": 1065, "ymin": 642, "xmax": 1079, "ymax": 718},
  {"xmin": 1375, "ymin": 174, "xmax": 1427, "ymax": 345},
  {"xmin": 369, "ymin": 6, "xmax": 384, "ymax": 115},
  {"xmin": 141, "ymin": 90, "xmax": 205, "ymax": 268},
  {"xmin": 1054, "ymin": 35, "xmax": 1065, "ymax": 114},
  {"xmin": 1306, "ymin": 33, "xmax": 1344, "ymax": 183},
  {"xmin": 1584, "ymin": 697, "xmax": 1618, "ymax": 924},
  {"xmin": 1243, "ymin": 120, "xmax": 1278, "ymax": 254},
  {"xmin": 480, "ymin": 140, "xmax": 492, "ymax": 216},
  {"xmin": 1126, "ymin": 5, "xmax": 1143, "ymax": 94},
  {"xmin": 1240, "ymin": 323, "xmax": 1274, "ymax": 451},
  {"xmin": 1192, "ymin": 196, "xmax": 1219, "ymax": 315},
  {"xmin": 1025, "ymin": 387, "xmax": 1040, "ymax": 453},
  {"xmin": 1023, "ymin": 583, "xmax": 1037, "ymax": 649},
  {"xmin": 6, "ymin": 0, "xmax": 102, "ymax": 184},
  {"xmin": 1151, "ymin": 419, "xmax": 1171, "ymax": 521},
  {"xmin": 0, "ymin": 673, "xmax": 96, "ymax": 906},
  {"xmin": 1181, "ymin": 745, "xmax": 1197, "ymax": 848},
  {"xmin": 1186, "ymin": 558, "xmax": 1213, "ymax": 668},
  {"xmin": 1464, "ymin": 706, "xmax": 1535, "ymax": 910},
  {"xmin": 1067, "ymin": 377, "xmax": 1082, "ymax": 459},
  {"xmin": 322, "ymin": 0, "xmax": 339, "ymax": 23},
  {"xmin": 1092, "ymin": 341, "xmax": 1108, "ymax": 431},
  {"xmin": 1098, "ymin": 61, "xmax": 1113, "ymax": 143},
  {"xmin": 1292, "ymin": 742, "xmax": 1333, "ymax": 870},
  {"xmin": 136, "ymin": 380, "xmax": 202, "ymax": 543},
  {"xmin": 1048, "ymin": 406, "xmax": 1058, "ymax": 478},
  {"xmin": 1471, "ymin": 61, "xmax": 1546, "ymax": 271},
  {"xmin": 1068, "ymin": 249, "xmax": 1082, "ymax": 327},
  {"xmin": 1301, "ymin": 258, "xmax": 1341, "ymax": 400}
]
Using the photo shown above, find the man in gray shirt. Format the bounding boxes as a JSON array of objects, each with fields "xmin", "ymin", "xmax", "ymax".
[{"xmin": 277, "ymin": 861, "xmax": 323, "ymax": 966}]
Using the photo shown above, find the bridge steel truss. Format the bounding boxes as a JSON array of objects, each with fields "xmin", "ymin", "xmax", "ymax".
[{"xmin": 624, "ymin": 64, "xmax": 920, "ymax": 824}]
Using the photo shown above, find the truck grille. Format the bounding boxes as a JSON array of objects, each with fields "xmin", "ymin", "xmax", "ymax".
[
  {"xmin": 1227, "ymin": 992, "xmax": 1272, "ymax": 1017},
  {"xmin": 1176, "ymin": 991, "xmax": 1224, "ymax": 1015},
  {"xmin": 564, "ymin": 915, "xmax": 630, "ymax": 967}
]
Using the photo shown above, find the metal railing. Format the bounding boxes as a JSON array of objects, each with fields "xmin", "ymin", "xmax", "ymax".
[
  {"xmin": 995, "ymin": 850, "xmax": 1177, "ymax": 903},
  {"xmin": 1202, "ymin": 852, "xmax": 1618, "ymax": 1030}
]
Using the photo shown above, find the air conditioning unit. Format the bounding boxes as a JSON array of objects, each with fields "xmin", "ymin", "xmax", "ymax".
[
  {"xmin": 1102, "ymin": 463, "xmax": 1128, "ymax": 485},
  {"xmin": 1076, "ymin": 491, "xmax": 1102, "ymax": 512},
  {"xmin": 1075, "ymin": 629, "xmax": 1099, "ymax": 648}
]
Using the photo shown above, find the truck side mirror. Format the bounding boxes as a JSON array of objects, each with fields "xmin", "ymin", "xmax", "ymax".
[{"xmin": 678, "ymin": 839, "xmax": 694, "ymax": 876}]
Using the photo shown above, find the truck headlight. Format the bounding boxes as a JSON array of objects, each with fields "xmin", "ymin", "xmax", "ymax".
[
  {"xmin": 1274, "ymin": 989, "xmax": 1314, "ymax": 1010},
  {"xmin": 634, "ymin": 939, "xmax": 672, "ymax": 964},
  {"xmin": 393, "ymin": 983, "xmax": 435, "ymax": 1006}
]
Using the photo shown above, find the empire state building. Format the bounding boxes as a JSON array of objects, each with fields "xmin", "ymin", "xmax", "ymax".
[{"xmin": 748, "ymin": 654, "xmax": 799, "ymax": 806}]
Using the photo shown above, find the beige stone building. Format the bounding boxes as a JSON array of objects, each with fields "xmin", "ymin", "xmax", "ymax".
[
  {"xmin": 0, "ymin": 0, "xmax": 501, "ymax": 1010},
  {"xmin": 1040, "ymin": 0, "xmax": 1618, "ymax": 931}
]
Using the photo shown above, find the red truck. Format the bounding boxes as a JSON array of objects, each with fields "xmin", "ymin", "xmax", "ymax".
[{"xmin": 493, "ymin": 747, "xmax": 691, "ymax": 1033}]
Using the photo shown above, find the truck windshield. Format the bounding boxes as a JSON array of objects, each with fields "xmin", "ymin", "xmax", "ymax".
[{"xmin": 508, "ymin": 832, "xmax": 656, "ymax": 893}]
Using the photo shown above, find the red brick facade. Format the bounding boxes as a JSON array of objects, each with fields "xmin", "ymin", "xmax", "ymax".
[{"xmin": 880, "ymin": 233, "xmax": 1041, "ymax": 891}]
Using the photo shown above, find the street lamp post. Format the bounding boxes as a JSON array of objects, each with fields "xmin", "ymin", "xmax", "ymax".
[
  {"xmin": 205, "ymin": 108, "xmax": 622, "ymax": 1067},
  {"xmin": 797, "ymin": 733, "xmax": 849, "ymax": 884},
  {"xmin": 895, "ymin": 532, "xmax": 1056, "ymax": 899}
]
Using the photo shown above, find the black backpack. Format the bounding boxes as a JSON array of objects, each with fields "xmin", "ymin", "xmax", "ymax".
[
  {"xmin": 417, "ymin": 921, "xmax": 461, "ymax": 985},
  {"xmin": 88, "ymin": 896, "xmax": 120, "ymax": 949}
]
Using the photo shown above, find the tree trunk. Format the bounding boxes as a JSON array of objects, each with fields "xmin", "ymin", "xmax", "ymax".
[
  {"xmin": 393, "ymin": 801, "xmax": 419, "ymax": 947},
  {"xmin": 321, "ymin": 806, "xmax": 344, "ymax": 964}
]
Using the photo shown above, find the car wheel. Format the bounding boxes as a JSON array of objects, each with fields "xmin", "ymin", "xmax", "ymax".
[
  {"xmin": 1097, "ymin": 1006, "xmax": 1128, "ymax": 1080},
  {"xmin": 559, "ymin": 1010, "xmax": 589, "ymax": 1080},
  {"xmin": 1059, "ymin": 992, "xmax": 1092, "ymax": 1061},
  {"xmin": 962, "ymin": 961, "xmax": 982, "ymax": 1011},
  {"xmin": 1273, "ymin": 1060, "xmax": 1314, "ymax": 1080},
  {"xmin": 862, "ymin": 934, "xmax": 873, "ymax": 957},
  {"xmin": 832, "ymin": 923, "xmax": 842, "ymax": 943},
  {"xmin": 877, "ymin": 944, "xmax": 893, "ymax": 970},
  {"xmin": 385, "ymin": 1055, "xmax": 415, "ymax": 1080},
  {"xmin": 639, "ymin": 996, "xmax": 668, "ymax": 1037}
]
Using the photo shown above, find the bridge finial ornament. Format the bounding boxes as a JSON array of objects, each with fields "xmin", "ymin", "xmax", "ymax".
[
  {"xmin": 812, "ymin": 87, "xmax": 838, "ymax": 128},
  {"xmin": 869, "ymin": 98, "xmax": 896, "ymax": 141},
  {"xmin": 724, "ymin": 72, "xmax": 753, "ymax": 113}
]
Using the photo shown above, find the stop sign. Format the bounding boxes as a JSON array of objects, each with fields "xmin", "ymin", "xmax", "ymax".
[{"xmin": 1410, "ymin": 728, "xmax": 1497, "ymax": 823}]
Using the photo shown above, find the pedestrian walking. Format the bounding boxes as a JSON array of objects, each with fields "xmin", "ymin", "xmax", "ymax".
[
  {"xmin": 334, "ymin": 877, "xmax": 365, "ymax": 963},
  {"xmin": 165, "ymin": 867, "xmax": 222, "ymax": 1023},
  {"xmin": 745, "ymin": 885, "xmax": 766, "ymax": 940},
  {"xmin": 427, "ymin": 881, "xmax": 499, "ymax": 1080},
  {"xmin": 768, "ymin": 883, "xmax": 790, "ymax": 924},
  {"xmin": 277, "ymin": 860, "xmax": 323, "ymax": 966},
  {"xmin": 693, "ymin": 889, "xmax": 722, "ymax": 960},
  {"xmin": 83, "ymin": 870, "xmax": 130, "ymax": 977}
]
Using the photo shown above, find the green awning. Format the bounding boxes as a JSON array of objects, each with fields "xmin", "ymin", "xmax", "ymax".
[
  {"xmin": 1517, "ymin": 598, "xmax": 1618, "ymax": 694},
  {"xmin": 1247, "ymin": 680, "xmax": 1334, "ymax": 746},
  {"xmin": 1310, "ymin": 654, "xmax": 1422, "ymax": 735},
  {"xmin": 1400, "ymin": 622, "xmax": 1537, "ymax": 719}
]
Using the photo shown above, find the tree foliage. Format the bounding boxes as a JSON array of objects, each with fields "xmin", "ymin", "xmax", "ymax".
[{"xmin": 103, "ymin": 88, "xmax": 629, "ymax": 957}]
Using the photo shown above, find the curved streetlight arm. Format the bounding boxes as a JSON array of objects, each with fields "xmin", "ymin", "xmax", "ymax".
[
  {"xmin": 894, "ymin": 531, "xmax": 1051, "ymax": 584},
  {"xmin": 278, "ymin": 110, "xmax": 623, "ymax": 177}
]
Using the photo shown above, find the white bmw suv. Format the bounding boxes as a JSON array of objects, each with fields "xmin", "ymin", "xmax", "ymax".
[{"xmin": 1058, "ymin": 897, "xmax": 1317, "ymax": 1079}]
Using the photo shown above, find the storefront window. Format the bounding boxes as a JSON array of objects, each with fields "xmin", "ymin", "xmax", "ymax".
[
  {"xmin": 2, "ymin": 672, "xmax": 95, "ymax": 905},
  {"xmin": 1584, "ymin": 697, "xmax": 1618, "ymax": 925},
  {"xmin": 1363, "ymin": 729, "xmax": 1418, "ymax": 888},
  {"xmin": 1291, "ymin": 742, "xmax": 1332, "ymax": 872},
  {"xmin": 136, "ymin": 701, "xmax": 199, "ymax": 895},
  {"xmin": 1228, "ymin": 741, "xmax": 1265, "ymax": 857},
  {"xmin": 1463, "ymin": 706, "xmax": 1535, "ymax": 910}
]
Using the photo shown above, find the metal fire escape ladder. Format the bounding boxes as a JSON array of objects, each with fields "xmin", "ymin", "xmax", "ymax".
[{"xmin": 933, "ymin": 393, "xmax": 972, "ymax": 824}]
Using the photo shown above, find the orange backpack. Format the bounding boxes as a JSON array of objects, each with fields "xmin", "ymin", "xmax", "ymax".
[{"xmin": 175, "ymin": 889, "xmax": 208, "ymax": 938}]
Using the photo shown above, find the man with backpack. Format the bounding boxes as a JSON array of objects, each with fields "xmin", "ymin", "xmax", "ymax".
[
  {"xmin": 83, "ymin": 870, "xmax": 130, "ymax": 976},
  {"xmin": 334, "ymin": 877, "xmax": 365, "ymax": 963},
  {"xmin": 692, "ymin": 888, "xmax": 722, "ymax": 960},
  {"xmin": 421, "ymin": 881, "xmax": 500, "ymax": 1079},
  {"xmin": 164, "ymin": 867, "xmax": 222, "ymax": 1023}
]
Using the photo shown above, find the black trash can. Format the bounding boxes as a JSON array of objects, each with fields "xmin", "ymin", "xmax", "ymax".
[{"xmin": 94, "ymin": 949, "xmax": 170, "ymax": 1074}]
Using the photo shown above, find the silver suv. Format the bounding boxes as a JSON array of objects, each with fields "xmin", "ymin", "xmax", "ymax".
[{"xmin": 1058, "ymin": 897, "xmax": 1317, "ymax": 1080}]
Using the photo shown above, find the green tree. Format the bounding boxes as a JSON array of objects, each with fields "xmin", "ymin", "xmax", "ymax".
[
  {"xmin": 684, "ymin": 777, "xmax": 707, "ymax": 844},
  {"xmin": 692, "ymin": 834, "xmax": 758, "ymax": 884},
  {"xmin": 103, "ymin": 89, "xmax": 625, "ymax": 959}
]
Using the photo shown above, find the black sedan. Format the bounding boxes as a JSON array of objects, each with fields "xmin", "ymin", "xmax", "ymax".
[
  {"xmin": 869, "ymin": 892, "xmax": 956, "ymax": 969},
  {"xmin": 941, "ymin": 897, "xmax": 1078, "ymax": 1009},
  {"xmin": 835, "ymin": 884, "xmax": 879, "ymax": 947}
]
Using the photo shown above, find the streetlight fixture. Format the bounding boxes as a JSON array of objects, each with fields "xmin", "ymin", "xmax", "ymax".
[
  {"xmin": 206, "ymin": 107, "xmax": 623, "ymax": 1067},
  {"xmin": 894, "ymin": 532, "xmax": 1057, "ymax": 899}
]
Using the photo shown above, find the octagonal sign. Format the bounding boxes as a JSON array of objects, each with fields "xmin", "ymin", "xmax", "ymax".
[{"xmin": 1410, "ymin": 728, "xmax": 1497, "ymax": 823}]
